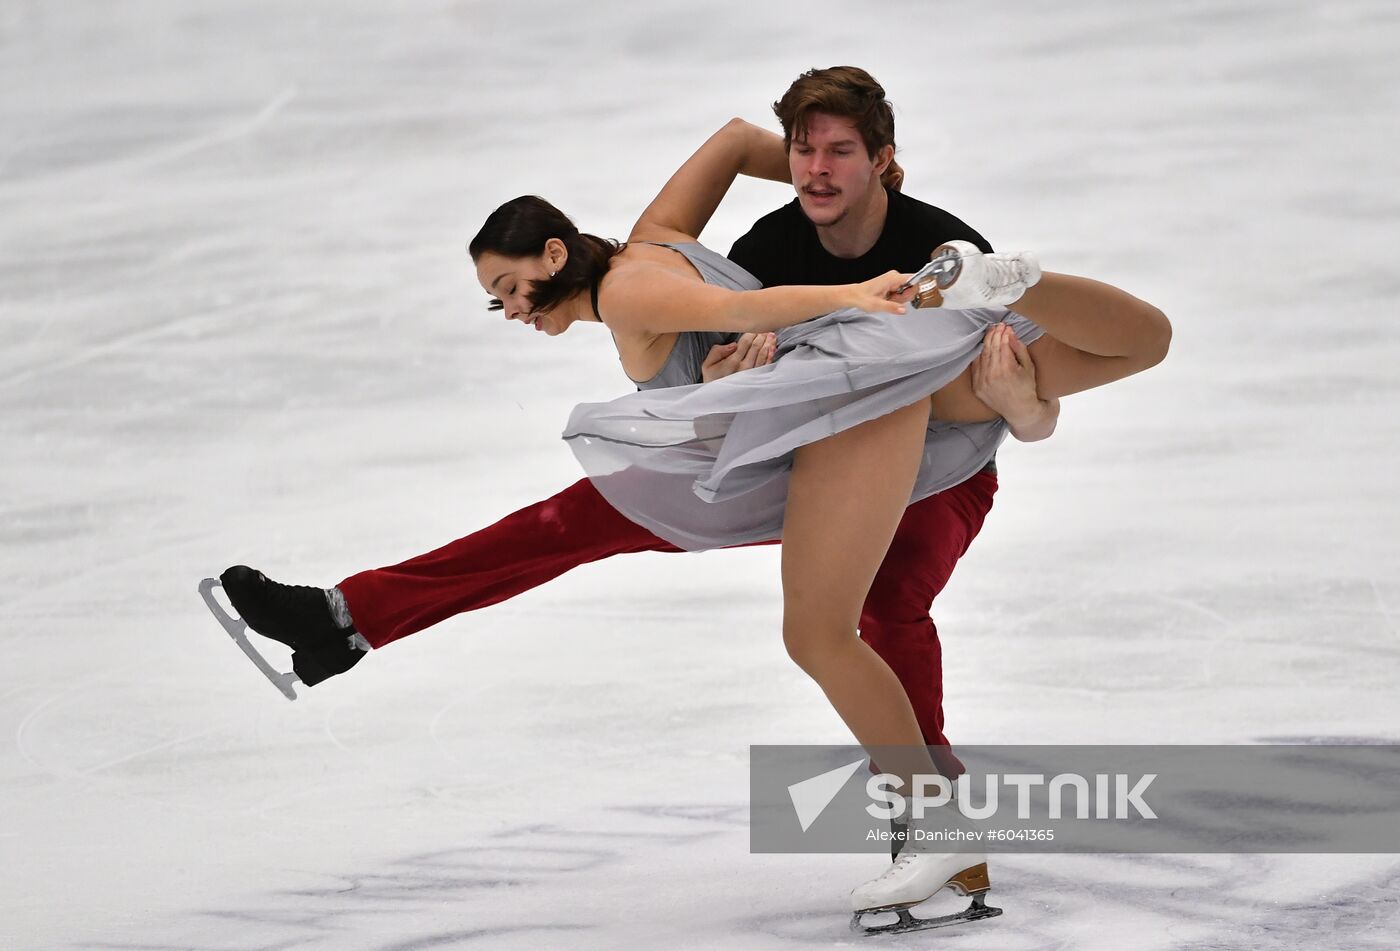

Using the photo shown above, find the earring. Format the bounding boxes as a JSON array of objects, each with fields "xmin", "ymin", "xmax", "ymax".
[{"xmin": 549, "ymin": 270, "xmax": 557, "ymax": 277}]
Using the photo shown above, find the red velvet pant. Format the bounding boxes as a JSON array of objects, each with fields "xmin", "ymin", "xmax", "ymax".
[{"xmin": 339, "ymin": 470, "xmax": 997, "ymax": 776}]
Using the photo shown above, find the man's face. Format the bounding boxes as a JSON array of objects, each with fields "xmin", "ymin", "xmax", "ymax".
[{"xmin": 788, "ymin": 112, "xmax": 890, "ymax": 228}]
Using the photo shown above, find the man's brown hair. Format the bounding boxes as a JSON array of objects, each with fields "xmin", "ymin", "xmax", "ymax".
[{"xmin": 772, "ymin": 66, "xmax": 895, "ymax": 157}]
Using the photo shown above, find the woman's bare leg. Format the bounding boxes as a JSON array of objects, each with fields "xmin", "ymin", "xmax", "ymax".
[
  {"xmin": 781, "ymin": 398, "xmax": 940, "ymax": 789},
  {"xmin": 1015, "ymin": 272, "xmax": 1171, "ymax": 398},
  {"xmin": 928, "ymin": 271, "xmax": 1172, "ymax": 424}
]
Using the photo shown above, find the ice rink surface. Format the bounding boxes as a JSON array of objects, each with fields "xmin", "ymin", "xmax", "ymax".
[{"xmin": 3, "ymin": 1, "xmax": 1400, "ymax": 947}]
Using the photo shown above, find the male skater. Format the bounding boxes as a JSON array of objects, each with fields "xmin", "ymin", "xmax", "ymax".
[{"xmin": 218, "ymin": 67, "xmax": 1055, "ymax": 783}]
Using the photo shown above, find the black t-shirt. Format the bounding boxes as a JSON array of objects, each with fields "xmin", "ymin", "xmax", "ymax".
[
  {"xmin": 727, "ymin": 188, "xmax": 992, "ymax": 287},
  {"xmin": 727, "ymin": 188, "xmax": 998, "ymax": 474}
]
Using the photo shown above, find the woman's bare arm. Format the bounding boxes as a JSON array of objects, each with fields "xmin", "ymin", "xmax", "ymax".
[
  {"xmin": 628, "ymin": 118, "xmax": 789, "ymax": 245},
  {"xmin": 599, "ymin": 264, "xmax": 911, "ymax": 336}
]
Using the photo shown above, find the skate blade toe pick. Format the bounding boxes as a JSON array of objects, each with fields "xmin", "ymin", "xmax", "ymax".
[{"xmin": 198, "ymin": 577, "xmax": 301, "ymax": 700}]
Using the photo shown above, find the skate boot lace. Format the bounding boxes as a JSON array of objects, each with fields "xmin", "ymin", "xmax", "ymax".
[
  {"xmin": 983, "ymin": 254, "xmax": 1029, "ymax": 291},
  {"xmin": 254, "ymin": 572, "xmax": 357, "ymax": 640},
  {"xmin": 267, "ymin": 578, "xmax": 363, "ymax": 645},
  {"xmin": 873, "ymin": 850, "xmax": 921, "ymax": 884},
  {"xmin": 263, "ymin": 575, "xmax": 330, "ymax": 608}
]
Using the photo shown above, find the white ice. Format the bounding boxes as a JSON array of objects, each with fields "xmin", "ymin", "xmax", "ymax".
[{"xmin": 3, "ymin": 1, "xmax": 1400, "ymax": 948}]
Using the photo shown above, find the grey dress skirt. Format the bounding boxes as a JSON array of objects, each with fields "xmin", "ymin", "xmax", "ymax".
[{"xmin": 562, "ymin": 242, "xmax": 1046, "ymax": 552}]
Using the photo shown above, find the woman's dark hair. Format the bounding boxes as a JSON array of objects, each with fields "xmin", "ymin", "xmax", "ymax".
[{"xmin": 468, "ymin": 195, "xmax": 623, "ymax": 315}]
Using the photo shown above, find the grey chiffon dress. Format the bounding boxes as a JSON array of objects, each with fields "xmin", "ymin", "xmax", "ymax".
[{"xmin": 562, "ymin": 242, "xmax": 1045, "ymax": 551}]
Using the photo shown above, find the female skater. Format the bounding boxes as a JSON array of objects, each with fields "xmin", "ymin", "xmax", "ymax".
[
  {"xmin": 217, "ymin": 116, "xmax": 1170, "ymax": 920},
  {"xmin": 459, "ymin": 118, "xmax": 1169, "ymax": 917}
]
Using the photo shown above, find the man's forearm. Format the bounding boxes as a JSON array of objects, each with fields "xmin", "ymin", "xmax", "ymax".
[{"xmin": 1006, "ymin": 397, "xmax": 1059, "ymax": 442}]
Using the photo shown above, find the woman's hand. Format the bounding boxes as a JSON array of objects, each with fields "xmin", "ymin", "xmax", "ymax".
[
  {"xmin": 844, "ymin": 271, "xmax": 915, "ymax": 315},
  {"xmin": 702, "ymin": 332, "xmax": 777, "ymax": 382}
]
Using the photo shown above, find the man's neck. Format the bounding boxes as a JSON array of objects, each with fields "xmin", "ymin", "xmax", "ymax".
[{"xmin": 813, "ymin": 185, "xmax": 889, "ymax": 259}]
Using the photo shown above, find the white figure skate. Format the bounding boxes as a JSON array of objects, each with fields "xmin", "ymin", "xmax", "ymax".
[
  {"xmin": 904, "ymin": 239, "xmax": 1041, "ymax": 310},
  {"xmin": 849, "ymin": 806, "xmax": 1003, "ymax": 936},
  {"xmin": 849, "ymin": 850, "xmax": 1000, "ymax": 935}
]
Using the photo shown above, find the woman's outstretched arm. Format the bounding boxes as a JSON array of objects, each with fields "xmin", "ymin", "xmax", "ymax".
[
  {"xmin": 628, "ymin": 118, "xmax": 788, "ymax": 245},
  {"xmin": 599, "ymin": 264, "xmax": 912, "ymax": 336}
]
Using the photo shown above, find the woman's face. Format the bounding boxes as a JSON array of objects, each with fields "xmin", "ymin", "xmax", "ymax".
[{"xmin": 474, "ymin": 247, "xmax": 581, "ymax": 337}]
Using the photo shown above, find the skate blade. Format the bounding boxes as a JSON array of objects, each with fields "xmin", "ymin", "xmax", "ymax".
[
  {"xmin": 908, "ymin": 246, "xmax": 979, "ymax": 308},
  {"xmin": 850, "ymin": 893, "xmax": 1002, "ymax": 937},
  {"xmin": 896, "ymin": 246, "xmax": 969, "ymax": 297},
  {"xmin": 198, "ymin": 578, "xmax": 300, "ymax": 701}
]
